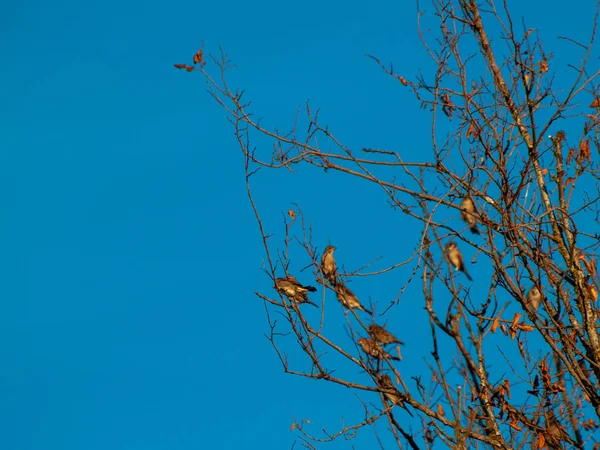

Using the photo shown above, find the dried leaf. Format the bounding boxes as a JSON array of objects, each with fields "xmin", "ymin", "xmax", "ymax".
[
  {"xmin": 518, "ymin": 324, "xmax": 534, "ymax": 332},
  {"xmin": 591, "ymin": 98, "xmax": 600, "ymax": 108},
  {"xmin": 536, "ymin": 432, "xmax": 546, "ymax": 448},
  {"xmin": 305, "ymin": 419, "xmax": 310, "ymax": 423},
  {"xmin": 491, "ymin": 317, "xmax": 499, "ymax": 333},
  {"xmin": 589, "ymin": 285, "xmax": 598, "ymax": 301},
  {"xmin": 524, "ymin": 28, "xmax": 535, "ymax": 38},
  {"xmin": 186, "ymin": 66, "xmax": 194, "ymax": 72},
  {"xmin": 399, "ymin": 76, "xmax": 408, "ymax": 86},
  {"xmin": 466, "ymin": 121, "xmax": 478, "ymax": 139},
  {"xmin": 503, "ymin": 379, "xmax": 511, "ymax": 399},
  {"xmin": 174, "ymin": 63, "xmax": 188, "ymax": 69},
  {"xmin": 524, "ymin": 73, "xmax": 530, "ymax": 85},
  {"xmin": 565, "ymin": 177, "xmax": 574, "ymax": 187},
  {"xmin": 290, "ymin": 423, "xmax": 296, "ymax": 432},
  {"xmin": 288, "ymin": 209, "xmax": 296, "ymax": 219},
  {"xmin": 509, "ymin": 416, "xmax": 522, "ymax": 431},
  {"xmin": 437, "ymin": 404, "xmax": 445, "ymax": 416},
  {"xmin": 499, "ymin": 324, "xmax": 507, "ymax": 335},
  {"xmin": 511, "ymin": 313, "xmax": 521, "ymax": 327},
  {"xmin": 539, "ymin": 60, "xmax": 549, "ymax": 74},
  {"xmin": 541, "ymin": 168, "xmax": 548, "ymax": 175}
]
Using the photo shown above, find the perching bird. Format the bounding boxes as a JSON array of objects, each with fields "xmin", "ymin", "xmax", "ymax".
[
  {"xmin": 275, "ymin": 276, "xmax": 318, "ymax": 307},
  {"xmin": 446, "ymin": 242, "xmax": 472, "ymax": 281},
  {"xmin": 526, "ymin": 286, "xmax": 542, "ymax": 311},
  {"xmin": 460, "ymin": 197, "xmax": 480, "ymax": 235},
  {"xmin": 358, "ymin": 338, "xmax": 399, "ymax": 361},
  {"xmin": 545, "ymin": 412, "xmax": 574, "ymax": 447},
  {"xmin": 378, "ymin": 374, "xmax": 413, "ymax": 417},
  {"xmin": 320, "ymin": 245, "xmax": 337, "ymax": 285},
  {"xmin": 336, "ymin": 283, "xmax": 372, "ymax": 314},
  {"xmin": 368, "ymin": 324, "xmax": 404, "ymax": 346}
]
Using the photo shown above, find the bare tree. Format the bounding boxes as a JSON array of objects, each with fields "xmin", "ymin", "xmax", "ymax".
[{"xmin": 177, "ymin": 0, "xmax": 600, "ymax": 448}]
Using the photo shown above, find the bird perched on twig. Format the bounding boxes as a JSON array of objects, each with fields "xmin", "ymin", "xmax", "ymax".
[
  {"xmin": 320, "ymin": 245, "xmax": 337, "ymax": 285},
  {"xmin": 460, "ymin": 197, "xmax": 480, "ymax": 235},
  {"xmin": 545, "ymin": 411, "xmax": 575, "ymax": 448},
  {"xmin": 275, "ymin": 276, "xmax": 318, "ymax": 307},
  {"xmin": 378, "ymin": 374, "xmax": 413, "ymax": 417},
  {"xmin": 368, "ymin": 324, "xmax": 404, "ymax": 346},
  {"xmin": 526, "ymin": 286, "xmax": 542, "ymax": 311},
  {"xmin": 358, "ymin": 338, "xmax": 399, "ymax": 360},
  {"xmin": 446, "ymin": 242, "xmax": 472, "ymax": 281},
  {"xmin": 336, "ymin": 283, "xmax": 372, "ymax": 314}
]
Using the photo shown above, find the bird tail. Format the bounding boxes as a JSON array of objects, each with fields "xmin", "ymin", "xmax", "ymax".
[
  {"xmin": 464, "ymin": 269, "xmax": 473, "ymax": 281},
  {"xmin": 305, "ymin": 285, "xmax": 317, "ymax": 292},
  {"xmin": 361, "ymin": 306, "xmax": 373, "ymax": 315}
]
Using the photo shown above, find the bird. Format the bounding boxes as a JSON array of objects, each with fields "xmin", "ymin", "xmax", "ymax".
[
  {"xmin": 545, "ymin": 412, "xmax": 574, "ymax": 447},
  {"xmin": 275, "ymin": 276, "xmax": 318, "ymax": 307},
  {"xmin": 335, "ymin": 283, "xmax": 372, "ymax": 314},
  {"xmin": 320, "ymin": 245, "xmax": 337, "ymax": 285},
  {"xmin": 368, "ymin": 324, "xmax": 404, "ymax": 346},
  {"xmin": 378, "ymin": 374, "xmax": 413, "ymax": 417},
  {"xmin": 526, "ymin": 286, "xmax": 542, "ymax": 311},
  {"xmin": 460, "ymin": 197, "xmax": 480, "ymax": 235},
  {"xmin": 446, "ymin": 242, "xmax": 472, "ymax": 281},
  {"xmin": 357, "ymin": 338, "xmax": 399, "ymax": 360}
]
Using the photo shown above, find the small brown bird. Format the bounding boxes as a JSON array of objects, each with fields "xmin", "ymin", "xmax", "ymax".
[
  {"xmin": 378, "ymin": 374, "xmax": 413, "ymax": 417},
  {"xmin": 446, "ymin": 242, "xmax": 472, "ymax": 281},
  {"xmin": 460, "ymin": 197, "xmax": 480, "ymax": 235},
  {"xmin": 336, "ymin": 283, "xmax": 372, "ymax": 314},
  {"xmin": 275, "ymin": 276, "xmax": 318, "ymax": 307},
  {"xmin": 320, "ymin": 245, "xmax": 337, "ymax": 285},
  {"xmin": 357, "ymin": 338, "xmax": 399, "ymax": 360},
  {"xmin": 545, "ymin": 412, "xmax": 574, "ymax": 447},
  {"xmin": 368, "ymin": 324, "xmax": 404, "ymax": 346},
  {"xmin": 526, "ymin": 286, "xmax": 542, "ymax": 311}
]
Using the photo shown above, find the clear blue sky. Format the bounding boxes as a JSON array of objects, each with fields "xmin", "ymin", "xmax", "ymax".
[{"xmin": 2, "ymin": 1, "xmax": 596, "ymax": 449}]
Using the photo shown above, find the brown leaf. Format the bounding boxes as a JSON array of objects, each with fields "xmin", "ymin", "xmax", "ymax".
[
  {"xmin": 290, "ymin": 423, "xmax": 296, "ymax": 432},
  {"xmin": 399, "ymin": 76, "xmax": 408, "ymax": 86},
  {"xmin": 174, "ymin": 63, "xmax": 188, "ymax": 69},
  {"xmin": 288, "ymin": 209, "xmax": 296, "ymax": 219},
  {"xmin": 518, "ymin": 324, "xmax": 534, "ymax": 332},
  {"xmin": 536, "ymin": 432, "xmax": 546, "ymax": 448},
  {"xmin": 511, "ymin": 313, "xmax": 521, "ymax": 328},
  {"xmin": 509, "ymin": 416, "xmax": 522, "ymax": 431},
  {"xmin": 503, "ymin": 379, "xmax": 511, "ymax": 399},
  {"xmin": 591, "ymin": 98, "xmax": 600, "ymax": 108},
  {"xmin": 491, "ymin": 317, "xmax": 499, "ymax": 333},
  {"xmin": 539, "ymin": 60, "xmax": 549, "ymax": 74},
  {"xmin": 437, "ymin": 404, "xmax": 445, "ymax": 416},
  {"xmin": 589, "ymin": 285, "xmax": 598, "ymax": 301},
  {"xmin": 193, "ymin": 49, "xmax": 204, "ymax": 65},
  {"xmin": 499, "ymin": 324, "xmax": 507, "ymax": 336},
  {"xmin": 565, "ymin": 177, "xmax": 574, "ymax": 187},
  {"xmin": 305, "ymin": 419, "xmax": 310, "ymax": 423},
  {"xmin": 466, "ymin": 122, "xmax": 479, "ymax": 139},
  {"xmin": 185, "ymin": 66, "xmax": 194, "ymax": 72}
]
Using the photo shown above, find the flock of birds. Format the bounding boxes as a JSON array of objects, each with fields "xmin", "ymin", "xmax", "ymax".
[{"xmin": 271, "ymin": 198, "xmax": 542, "ymax": 410}]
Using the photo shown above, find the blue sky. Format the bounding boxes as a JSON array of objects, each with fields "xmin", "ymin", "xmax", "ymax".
[{"xmin": 2, "ymin": 1, "xmax": 598, "ymax": 449}]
